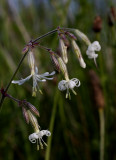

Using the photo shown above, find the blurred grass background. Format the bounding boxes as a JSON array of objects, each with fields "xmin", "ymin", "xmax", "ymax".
[{"xmin": 0, "ymin": 0, "xmax": 116, "ymax": 160}]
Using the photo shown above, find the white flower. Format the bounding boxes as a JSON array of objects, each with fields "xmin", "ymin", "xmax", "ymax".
[
  {"xmin": 86, "ymin": 41, "xmax": 101, "ymax": 59},
  {"xmin": 58, "ymin": 78, "xmax": 81, "ymax": 99},
  {"xmin": 12, "ymin": 66, "xmax": 55, "ymax": 96},
  {"xmin": 29, "ymin": 130, "xmax": 51, "ymax": 150}
]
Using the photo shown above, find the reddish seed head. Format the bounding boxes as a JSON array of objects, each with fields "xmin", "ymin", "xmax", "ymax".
[
  {"xmin": 88, "ymin": 70, "xmax": 105, "ymax": 109},
  {"xmin": 108, "ymin": 6, "xmax": 116, "ymax": 26},
  {"xmin": 93, "ymin": 16, "xmax": 102, "ymax": 33}
]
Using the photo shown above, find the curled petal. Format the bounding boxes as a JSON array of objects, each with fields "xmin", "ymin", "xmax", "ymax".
[
  {"xmin": 29, "ymin": 133, "xmax": 38, "ymax": 143},
  {"xmin": 68, "ymin": 80, "xmax": 76, "ymax": 89},
  {"xmin": 71, "ymin": 78, "xmax": 81, "ymax": 87},
  {"xmin": 91, "ymin": 41, "xmax": 101, "ymax": 51},
  {"xmin": 41, "ymin": 71, "xmax": 55, "ymax": 76},
  {"xmin": 58, "ymin": 80, "xmax": 67, "ymax": 91},
  {"xmin": 38, "ymin": 130, "xmax": 51, "ymax": 137}
]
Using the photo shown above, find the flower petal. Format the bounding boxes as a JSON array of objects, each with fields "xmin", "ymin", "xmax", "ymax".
[
  {"xmin": 12, "ymin": 75, "xmax": 32, "ymax": 85},
  {"xmin": 58, "ymin": 80, "xmax": 67, "ymax": 91}
]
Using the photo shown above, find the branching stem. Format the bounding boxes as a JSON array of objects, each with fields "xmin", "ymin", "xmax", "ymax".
[{"xmin": 0, "ymin": 28, "xmax": 58, "ymax": 108}]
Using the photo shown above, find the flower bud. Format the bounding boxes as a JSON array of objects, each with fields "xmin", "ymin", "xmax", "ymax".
[
  {"xmin": 59, "ymin": 38, "xmax": 68, "ymax": 64},
  {"xmin": 71, "ymin": 40, "xmax": 86, "ymax": 68},
  {"xmin": 23, "ymin": 100, "xmax": 40, "ymax": 117},
  {"xmin": 22, "ymin": 107, "xmax": 29, "ymax": 124},
  {"xmin": 27, "ymin": 110, "xmax": 40, "ymax": 132},
  {"xmin": 49, "ymin": 50, "xmax": 61, "ymax": 73},
  {"xmin": 56, "ymin": 54, "xmax": 69, "ymax": 80},
  {"xmin": 74, "ymin": 29, "xmax": 91, "ymax": 46},
  {"xmin": 65, "ymin": 31, "xmax": 77, "ymax": 40}
]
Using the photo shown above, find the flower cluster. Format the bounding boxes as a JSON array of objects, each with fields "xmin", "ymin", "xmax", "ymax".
[
  {"xmin": 1, "ymin": 27, "xmax": 101, "ymax": 150},
  {"xmin": 51, "ymin": 27, "xmax": 101, "ymax": 99}
]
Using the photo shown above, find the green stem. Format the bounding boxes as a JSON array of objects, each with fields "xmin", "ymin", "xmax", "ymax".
[
  {"xmin": 45, "ymin": 90, "xmax": 59, "ymax": 160},
  {"xmin": 33, "ymin": 29, "xmax": 58, "ymax": 43},
  {"xmin": 0, "ymin": 28, "xmax": 58, "ymax": 108},
  {"xmin": 99, "ymin": 109, "xmax": 105, "ymax": 160}
]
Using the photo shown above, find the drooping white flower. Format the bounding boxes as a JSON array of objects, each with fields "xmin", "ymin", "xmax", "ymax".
[
  {"xmin": 58, "ymin": 78, "xmax": 81, "ymax": 99},
  {"xmin": 12, "ymin": 66, "xmax": 55, "ymax": 96},
  {"xmin": 29, "ymin": 130, "xmax": 51, "ymax": 150},
  {"xmin": 86, "ymin": 41, "xmax": 101, "ymax": 65}
]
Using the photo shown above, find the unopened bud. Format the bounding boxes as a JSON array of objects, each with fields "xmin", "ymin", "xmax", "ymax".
[
  {"xmin": 22, "ymin": 107, "xmax": 29, "ymax": 124},
  {"xmin": 65, "ymin": 31, "xmax": 77, "ymax": 40},
  {"xmin": 56, "ymin": 54, "xmax": 69, "ymax": 80},
  {"xmin": 72, "ymin": 40, "xmax": 86, "ymax": 68},
  {"xmin": 48, "ymin": 50, "xmax": 69, "ymax": 80},
  {"xmin": 27, "ymin": 110, "xmax": 40, "ymax": 132},
  {"xmin": 49, "ymin": 51, "xmax": 61, "ymax": 72},
  {"xmin": 74, "ymin": 29, "xmax": 91, "ymax": 46},
  {"xmin": 59, "ymin": 38, "xmax": 68, "ymax": 64},
  {"xmin": 23, "ymin": 101, "xmax": 40, "ymax": 117}
]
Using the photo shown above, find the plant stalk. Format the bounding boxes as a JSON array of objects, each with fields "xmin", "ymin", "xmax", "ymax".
[
  {"xmin": 99, "ymin": 109, "xmax": 105, "ymax": 160},
  {"xmin": 0, "ymin": 28, "xmax": 58, "ymax": 108}
]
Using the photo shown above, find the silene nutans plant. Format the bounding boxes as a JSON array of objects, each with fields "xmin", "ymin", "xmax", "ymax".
[{"xmin": 0, "ymin": 26, "xmax": 101, "ymax": 150}]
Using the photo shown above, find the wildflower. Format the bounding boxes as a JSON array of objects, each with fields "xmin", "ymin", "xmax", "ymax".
[
  {"xmin": 86, "ymin": 41, "xmax": 101, "ymax": 65},
  {"xmin": 27, "ymin": 110, "xmax": 51, "ymax": 150},
  {"xmin": 29, "ymin": 130, "xmax": 51, "ymax": 150},
  {"xmin": 71, "ymin": 40, "xmax": 86, "ymax": 68},
  {"xmin": 12, "ymin": 66, "xmax": 55, "ymax": 96},
  {"xmin": 73, "ymin": 29, "xmax": 101, "ymax": 65},
  {"xmin": 58, "ymin": 78, "xmax": 81, "ymax": 99}
]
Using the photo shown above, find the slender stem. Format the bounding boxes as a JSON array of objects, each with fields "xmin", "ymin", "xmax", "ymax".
[
  {"xmin": 33, "ymin": 29, "xmax": 58, "ymax": 43},
  {"xmin": 45, "ymin": 90, "xmax": 59, "ymax": 160},
  {"xmin": 5, "ymin": 52, "xmax": 28, "ymax": 93},
  {"xmin": 0, "ymin": 28, "xmax": 58, "ymax": 108},
  {"xmin": 99, "ymin": 109, "xmax": 105, "ymax": 160},
  {"xmin": 0, "ymin": 51, "xmax": 28, "ymax": 107},
  {"xmin": 7, "ymin": 94, "xmax": 20, "ymax": 103}
]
